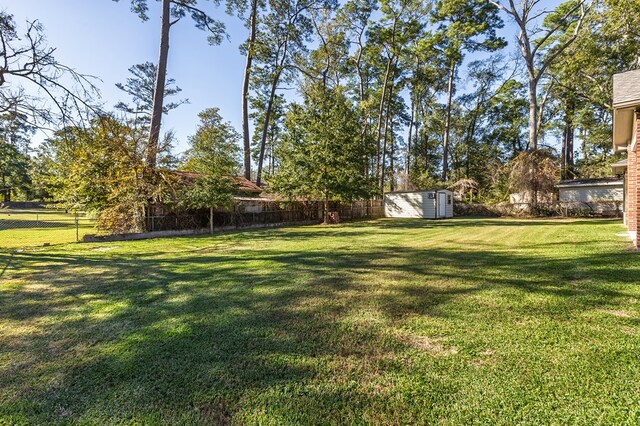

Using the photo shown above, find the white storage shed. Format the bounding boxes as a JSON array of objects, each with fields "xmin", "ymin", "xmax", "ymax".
[{"xmin": 384, "ymin": 189, "xmax": 454, "ymax": 219}]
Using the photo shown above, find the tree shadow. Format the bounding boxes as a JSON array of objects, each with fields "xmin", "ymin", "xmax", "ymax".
[{"xmin": 0, "ymin": 218, "xmax": 637, "ymax": 422}]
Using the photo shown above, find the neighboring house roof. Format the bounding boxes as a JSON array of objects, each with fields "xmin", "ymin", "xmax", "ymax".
[
  {"xmin": 170, "ymin": 170, "xmax": 263, "ymax": 194},
  {"xmin": 556, "ymin": 178, "xmax": 623, "ymax": 188},
  {"xmin": 613, "ymin": 70, "xmax": 640, "ymax": 151}
]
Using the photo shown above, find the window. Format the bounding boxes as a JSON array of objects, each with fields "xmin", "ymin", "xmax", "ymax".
[
  {"xmin": 447, "ymin": 195, "xmax": 452, "ymax": 205},
  {"xmin": 428, "ymin": 193, "xmax": 435, "ymax": 199}
]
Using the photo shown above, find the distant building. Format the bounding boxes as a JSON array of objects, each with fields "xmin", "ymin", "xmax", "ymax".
[
  {"xmin": 612, "ymin": 69, "xmax": 640, "ymax": 247},
  {"xmin": 384, "ymin": 190, "xmax": 454, "ymax": 219},
  {"xmin": 556, "ymin": 178, "xmax": 623, "ymax": 203}
]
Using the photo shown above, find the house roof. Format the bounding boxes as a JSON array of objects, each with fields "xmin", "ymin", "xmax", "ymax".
[
  {"xmin": 556, "ymin": 177, "xmax": 623, "ymax": 188},
  {"xmin": 170, "ymin": 170, "xmax": 263, "ymax": 194},
  {"xmin": 613, "ymin": 70, "xmax": 640, "ymax": 150},
  {"xmin": 613, "ymin": 70, "xmax": 640, "ymax": 109}
]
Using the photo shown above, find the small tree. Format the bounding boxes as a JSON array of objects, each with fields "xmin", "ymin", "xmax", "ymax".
[
  {"xmin": 271, "ymin": 83, "xmax": 375, "ymax": 223},
  {"xmin": 509, "ymin": 149, "xmax": 558, "ymax": 211},
  {"xmin": 180, "ymin": 108, "xmax": 241, "ymax": 210},
  {"xmin": 38, "ymin": 116, "xmax": 149, "ymax": 233}
]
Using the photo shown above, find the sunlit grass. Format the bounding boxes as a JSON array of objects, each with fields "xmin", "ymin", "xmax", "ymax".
[
  {"xmin": 0, "ymin": 218, "xmax": 638, "ymax": 424},
  {"xmin": 0, "ymin": 208, "xmax": 95, "ymax": 249}
]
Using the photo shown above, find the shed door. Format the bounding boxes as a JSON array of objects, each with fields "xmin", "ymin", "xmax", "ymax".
[{"xmin": 438, "ymin": 193, "xmax": 447, "ymax": 217}]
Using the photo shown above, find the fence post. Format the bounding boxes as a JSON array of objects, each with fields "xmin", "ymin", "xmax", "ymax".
[
  {"xmin": 210, "ymin": 207, "xmax": 214, "ymax": 234},
  {"xmin": 75, "ymin": 212, "xmax": 79, "ymax": 242}
]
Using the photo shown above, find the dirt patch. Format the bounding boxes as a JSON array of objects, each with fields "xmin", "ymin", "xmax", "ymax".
[
  {"xmin": 597, "ymin": 309, "xmax": 634, "ymax": 318},
  {"xmin": 403, "ymin": 334, "xmax": 458, "ymax": 356},
  {"xmin": 198, "ymin": 397, "xmax": 231, "ymax": 425},
  {"xmin": 471, "ymin": 349, "xmax": 496, "ymax": 368}
]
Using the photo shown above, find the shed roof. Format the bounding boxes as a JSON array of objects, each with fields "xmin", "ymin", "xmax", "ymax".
[{"xmin": 556, "ymin": 177, "xmax": 623, "ymax": 188}]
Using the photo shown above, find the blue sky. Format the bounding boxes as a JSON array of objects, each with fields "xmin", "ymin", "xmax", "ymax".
[
  {"xmin": 7, "ymin": 0, "xmax": 561, "ymax": 153},
  {"xmin": 8, "ymin": 0, "xmax": 248, "ymax": 151}
]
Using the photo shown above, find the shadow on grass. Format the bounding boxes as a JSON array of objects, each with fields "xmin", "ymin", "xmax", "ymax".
[{"xmin": 0, "ymin": 218, "xmax": 637, "ymax": 422}]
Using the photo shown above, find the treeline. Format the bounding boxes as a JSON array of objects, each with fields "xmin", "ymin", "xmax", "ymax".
[{"xmin": 2, "ymin": 0, "xmax": 640, "ymax": 229}]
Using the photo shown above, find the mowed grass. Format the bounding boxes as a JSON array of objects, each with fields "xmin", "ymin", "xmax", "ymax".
[
  {"xmin": 0, "ymin": 218, "xmax": 639, "ymax": 424},
  {"xmin": 0, "ymin": 209, "xmax": 96, "ymax": 249}
]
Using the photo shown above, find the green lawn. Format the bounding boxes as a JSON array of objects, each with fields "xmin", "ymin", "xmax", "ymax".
[
  {"xmin": 1, "ymin": 218, "xmax": 638, "ymax": 424},
  {"xmin": 0, "ymin": 209, "xmax": 96, "ymax": 249}
]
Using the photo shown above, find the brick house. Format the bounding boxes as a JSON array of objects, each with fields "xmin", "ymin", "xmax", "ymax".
[{"xmin": 613, "ymin": 70, "xmax": 640, "ymax": 248}]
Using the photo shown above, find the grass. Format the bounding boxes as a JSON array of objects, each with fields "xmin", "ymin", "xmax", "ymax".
[
  {"xmin": 0, "ymin": 218, "xmax": 638, "ymax": 424},
  {"xmin": 0, "ymin": 208, "xmax": 96, "ymax": 249}
]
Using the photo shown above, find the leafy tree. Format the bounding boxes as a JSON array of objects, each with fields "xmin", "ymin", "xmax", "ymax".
[
  {"xmin": 180, "ymin": 108, "xmax": 241, "ymax": 209},
  {"xmin": 0, "ymin": 113, "xmax": 35, "ymax": 202},
  {"xmin": 39, "ymin": 117, "xmax": 149, "ymax": 232},
  {"xmin": 115, "ymin": 62, "xmax": 188, "ymax": 128},
  {"xmin": 250, "ymin": 92, "xmax": 286, "ymax": 180},
  {"xmin": 233, "ymin": 0, "xmax": 267, "ymax": 180},
  {"xmin": 546, "ymin": 0, "xmax": 640, "ymax": 178},
  {"xmin": 271, "ymin": 83, "xmax": 375, "ymax": 222},
  {"xmin": 115, "ymin": 62, "xmax": 185, "ymax": 168},
  {"xmin": 432, "ymin": 0, "xmax": 505, "ymax": 180},
  {"xmin": 490, "ymin": 0, "xmax": 592, "ymax": 150},
  {"xmin": 252, "ymin": 0, "xmax": 335, "ymax": 186},
  {"xmin": 367, "ymin": 0, "xmax": 426, "ymax": 192}
]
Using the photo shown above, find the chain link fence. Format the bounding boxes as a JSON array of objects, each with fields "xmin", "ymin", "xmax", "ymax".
[
  {"xmin": 1, "ymin": 200, "xmax": 385, "ymax": 248},
  {"xmin": 0, "ymin": 208, "xmax": 97, "ymax": 249}
]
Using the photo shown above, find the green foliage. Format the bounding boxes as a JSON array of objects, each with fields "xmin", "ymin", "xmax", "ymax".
[
  {"xmin": 0, "ymin": 114, "xmax": 34, "ymax": 202},
  {"xmin": 180, "ymin": 108, "xmax": 241, "ymax": 209},
  {"xmin": 116, "ymin": 0, "xmax": 226, "ymax": 44},
  {"xmin": 115, "ymin": 62, "xmax": 187, "ymax": 124},
  {"xmin": 36, "ymin": 116, "xmax": 149, "ymax": 232},
  {"xmin": 271, "ymin": 83, "xmax": 375, "ymax": 205},
  {"xmin": 545, "ymin": 0, "xmax": 640, "ymax": 178}
]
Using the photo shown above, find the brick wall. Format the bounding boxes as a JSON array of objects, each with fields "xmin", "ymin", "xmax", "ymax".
[{"xmin": 628, "ymin": 116, "xmax": 640, "ymax": 247}]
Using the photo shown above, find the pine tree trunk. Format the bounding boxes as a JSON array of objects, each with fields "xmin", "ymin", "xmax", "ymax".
[
  {"xmin": 241, "ymin": 0, "xmax": 258, "ymax": 180},
  {"xmin": 406, "ymin": 98, "xmax": 414, "ymax": 178},
  {"xmin": 256, "ymin": 34, "xmax": 288, "ymax": 187},
  {"xmin": 375, "ymin": 57, "xmax": 393, "ymax": 182},
  {"xmin": 380, "ymin": 81, "xmax": 394, "ymax": 193},
  {"xmin": 441, "ymin": 62, "xmax": 455, "ymax": 181},
  {"xmin": 256, "ymin": 70, "xmax": 281, "ymax": 187},
  {"xmin": 146, "ymin": 0, "xmax": 171, "ymax": 170}
]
